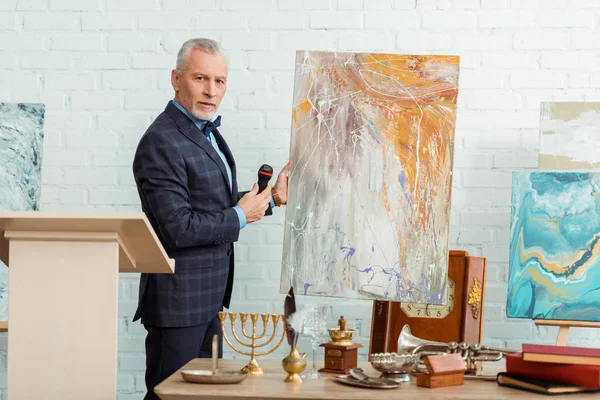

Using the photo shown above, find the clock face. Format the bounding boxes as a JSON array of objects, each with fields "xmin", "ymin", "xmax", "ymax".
[{"xmin": 400, "ymin": 278, "xmax": 455, "ymax": 319}]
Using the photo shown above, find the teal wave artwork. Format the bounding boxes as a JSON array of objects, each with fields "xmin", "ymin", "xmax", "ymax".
[{"xmin": 508, "ymin": 172, "xmax": 600, "ymax": 322}]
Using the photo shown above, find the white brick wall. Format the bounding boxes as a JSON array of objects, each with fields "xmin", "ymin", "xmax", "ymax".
[{"xmin": 2, "ymin": 1, "xmax": 600, "ymax": 398}]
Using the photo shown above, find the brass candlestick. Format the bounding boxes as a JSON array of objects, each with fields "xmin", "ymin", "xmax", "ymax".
[{"xmin": 218, "ymin": 311, "xmax": 286, "ymax": 375}]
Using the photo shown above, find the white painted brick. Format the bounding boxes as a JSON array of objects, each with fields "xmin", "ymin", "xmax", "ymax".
[
  {"xmin": 479, "ymin": 11, "xmax": 535, "ymax": 28},
  {"xmin": 41, "ymin": 167, "xmax": 63, "ymax": 185},
  {"xmin": 467, "ymin": 92, "xmax": 522, "ymax": 110},
  {"xmin": 422, "ymin": 12, "xmax": 476, "ymax": 29},
  {"xmin": 455, "ymin": 34, "xmax": 511, "ymax": 50},
  {"xmin": 541, "ymin": 52, "xmax": 596, "ymax": 69},
  {"xmin": 16, "ymin": 0, "xmax": 45, "ymax": 11},
  {"xmin": 71, "ymin": 91, "xmax": 122, "ymax": 110},
  {"xmin": 572, "ymin": 35, "xmax": 600, "ymax": 50},
  {"xmin": 457, "ymin": 228, "xmax": 492, "ymax": 245},
  {"xmin": 138, "ymin": 13, "xmax": 194, "ymax": 30},
  {"xmin": 391, "ymin": 0, "xmax": 415, "ymax": 8},
  {"xmin": 481, "ymin": 53, "xmax": 538, "ymax": 69},
  {"xmin": 336, "ymin": 0, "xmax": 364, "ymax": 10},
  {"xmin": 453, "ymin": 0, "xmax": 479, "ymax": 8},
  {"xmin": 415, "ymin": 0, "xmax": 437, "ymax": 10},
  {"xmin": 226, "ymin": 71, "xmax": 269, "ymax": 92},
  {"xmin": 492, "ymin": 152, "xmax": 537, "ymax": 169},
  {"xmin": 462, "ymin": 171, "xmax": 512, "ymax": 188},
  {"xmin": 106, "ymin": 0, "xmax": 159, "ymax": 11},
  {"xmin": 45, "ymin": 72, "xmax": 97, "ymax": 90},
  {"xmin": 303, "ymin": 0, "xmax": 332, "ymax": 9},
  {"xmin": 514, "ymin": 33, "xmax": 570, "ymax": 50},
  {"xmin": 276, "ymin": 0, "xmax": 303, "ymax": 9},
  {"xmin": 89, "ymin": 188, "xmax": 140, "ymax": 205},
  {"xmin": 125, "ymin": 92, "xmax": 169, "ymax": 110},
  {"xmin": 510, "ymin": 71, "xmax": 564, "ymax": 88},
  {"xmin": 131, "ymin": 54, "xmax": 171, "ymax": 69},
  {"xmin": 461, "ymin": 212, "xmax": 510, "ymax": 229},
  {"xmin": 265, "ymin": 111, "xmax": 291, "ymax": 129},
  {"xmin": 23, "ymin": 12, "xmax": 77, "ymax": 30},
  {"xmin": 0, "ymin": 33, "xmax": 46, "ymax": 50},
  {"xmin": 49, "ymin": 0, "xmax": 100, "ymax": 11},
  {"xmin": 119, "ymin": 169, "xmax": 136, "ymax": 186},
  {"xmin": 193, "ymin": 12, "xmax": 246, "ymax": 31},
  {"xmin": 452, "ymin": 150, "xmax": 491, "ymax": 169},
  {"xmin": 463, "ymin": 130, "xmax": 520, "ymax": 150},
  {"xmin": 65, "ymin": 133, "xmax": 119, "ymax": 149},
  {"xmin": 163, "ymin": 0, "xmax": 216, "ymax": 10},
  {"xmin": 237, "ymin": 92, "xmax": 292, "ymax": 110},
  {"xmin": 538, "ymin": 12, "xmax": 595, "ymax": 28},
  {"xmin": 364, "ymin": 0, "xmax": 391, "ymax": 9},
  {"xmin": 0, "ymin": 51, "xmax": 16, "ymax": 68},
  {"xmin": 21, "ymin": 52, "xmax": 73, "ymax": 69},
  {"xmin": 0, "ymin": 12, "xmax": 17, "ymax": 30},
  {"xmin": 221, "ymin": 32, "xmax": 272, "ymax": 50},
  {"xmin": 510, "ymin": 0, "xmax": 538, "ymax": 8},
  {"xmin": 117, "ymin": 374, "xmax": 135, "ymax": 393},
  {"xmin": 276, "ymin": 31, "xmax": 337, "ymax": 50},
  {"xmin": 571, "ymin": 0, "xmax": 600, "ymax": 6},
  {"xmin": 309, "ymin": 11, "xmax": 363, "ymax": 29},
  {"xmin": 44, "ymin": 149, "xmax": 88, "ymax": 166},
  {"xmin": 80, "ymin": 54, "xmax": 129, "ymax": 69},
  {"xmin": 339, "ymin": 32, "xmax": 395, "ymax": 51},
  {"xmin": 481, "ymin": 0, "xmax": 507, "ymax": 8},
  {"xmin": 93, "ymin": 151, "xmax": 136, "ymax": 167},
  {"xmin": 365, "ymin": 12, "xmax": 418, "ymax": 29},
  {"xmin": 98, "ymin": 111, "xmax": 150, "ymax": 130},
  {"xmin": 82, "ymin": 13, "xmax": 134, "ymax": 30},
  {"xmin": 50, "ymin": 34, "xmax": 103, "ymax": 51},
  {"xmin": 221, "ymin": 110, "xmax": 262, "ymax": 129},
  {"xmin": 248, "ymin": 12, "xmax": 306, "ymax": 30},
  {"xmin": 247, "ymin": 51, "xmax": 295, "ymax": 71},
  {"xmin": 222, "ymin": 0, "xmax": 272, "ymax": 10},
  {"xmin": 58, "ymin": 189, "xmax": 87, "ymax": 204},
  {"xmin": 102, "ymin": 71, "xmax": 156, "ymax": 90},
  {"xmin": 459, "ymin": 70, "xmax": 504, "ymax": 89},
  {"xmin": 119, "ymin": 355, "xmax": 146, "ymax": 371},
  {"xmin": 450, "ymin": 188, "xmax": 491, "ymax": 208}
]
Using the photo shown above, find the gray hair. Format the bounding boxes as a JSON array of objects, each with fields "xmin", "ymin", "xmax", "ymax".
[{"xmin": 175, "ymin": 38, "xmax": 222, "ymax": 72}]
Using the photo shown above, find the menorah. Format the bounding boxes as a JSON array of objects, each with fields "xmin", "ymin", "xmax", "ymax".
[{"xmin": 218, "ymin": 311, "xmax": 287, "ymax": 375}]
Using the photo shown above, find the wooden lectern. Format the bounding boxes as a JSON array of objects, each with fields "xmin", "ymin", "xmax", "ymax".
[{"xmin": 0, "ymin": 212, "xmax": 174, "ymax": 400}]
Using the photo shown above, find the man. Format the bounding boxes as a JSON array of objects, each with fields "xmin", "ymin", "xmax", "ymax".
[{"xmin": 132, "ymin": 38, "xmax": 291, "ymax": 400}]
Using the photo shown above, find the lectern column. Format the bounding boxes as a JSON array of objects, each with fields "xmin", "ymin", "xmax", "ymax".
[{"xmin": 7, "ymin": 231, "xmax": 120, "ymax": 400}]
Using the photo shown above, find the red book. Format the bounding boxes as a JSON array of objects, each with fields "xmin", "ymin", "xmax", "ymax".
[
  {"xmin": 506, "ymin": 353, "xmax": 600, "ymax": 389},
  {"xmin": 522, "ymin": 344, "xmax": 600, "ymax": 366}
]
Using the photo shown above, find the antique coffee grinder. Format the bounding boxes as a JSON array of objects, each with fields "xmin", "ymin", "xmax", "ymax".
[{"xmin": 319, "ymin": 316, "xmax": 363, "ymax": 374}]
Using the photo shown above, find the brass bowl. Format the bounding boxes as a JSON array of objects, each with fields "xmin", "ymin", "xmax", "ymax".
[{"xmin": 328, "ymin": 328, "xmax": 355, "ymax": 345}]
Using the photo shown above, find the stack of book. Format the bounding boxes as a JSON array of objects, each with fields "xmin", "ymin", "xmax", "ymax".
[{"xmin": 498, "ymin": 344, "xmax": 600, "ymax": 395}]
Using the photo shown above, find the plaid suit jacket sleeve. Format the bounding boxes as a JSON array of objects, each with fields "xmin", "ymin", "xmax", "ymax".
[{"xmin": 134, "ymin": 128, "xmax": 241, "ymax": 249}]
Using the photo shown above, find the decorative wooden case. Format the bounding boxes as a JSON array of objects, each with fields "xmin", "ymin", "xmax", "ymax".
[
  {"xmin": 319, "ymin": 343, "xmax": 362, "ymax": 374},
  {"xmin": 369, "ymin": 250, "xmax": 487, "ymax": 353}
]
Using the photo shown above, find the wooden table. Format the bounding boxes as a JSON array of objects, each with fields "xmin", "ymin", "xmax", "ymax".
[{"xmin": 154, "ymin": 359, "xmax": 596, "ymax": 399}]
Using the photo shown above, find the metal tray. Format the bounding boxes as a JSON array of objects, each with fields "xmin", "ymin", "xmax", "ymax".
[
  {"xmin": 334, "ymin": 374, "xmax": 400, "ymax": 389},
  {"xmin": 181, "ymin": 369, "xmax": 248, "ymax": 384}
]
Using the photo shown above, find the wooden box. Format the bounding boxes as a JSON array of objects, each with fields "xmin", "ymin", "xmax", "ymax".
[{"xmin": 369, "ymin": 250, "xmax": 487, "ymax": 354}]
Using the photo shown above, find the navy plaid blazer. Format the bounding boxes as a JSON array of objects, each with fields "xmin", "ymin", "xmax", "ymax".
[{"xmin": 132, "ymin": 101, "xmax": 250, "ymax": 327}]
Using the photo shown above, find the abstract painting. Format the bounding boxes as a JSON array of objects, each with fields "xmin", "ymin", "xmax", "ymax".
[
  {"xmin": 508, "ymin": 172, "xmax": 600, "ymax": 322},
  {"xmin": 539, "ymin": 102, "xmax": 600, "ymax": 170},
  {"xmin": 280, "ymin": 51, "xmax": 460, "ymax": 304},
  {"xmin": 0, "ymin": 103, "xmax": 45, "ymax": 320}
]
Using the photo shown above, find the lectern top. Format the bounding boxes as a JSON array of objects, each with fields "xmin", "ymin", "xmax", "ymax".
[{"xmin": 0, "ymin": 211, "xmax": 174, "ymax": 274}]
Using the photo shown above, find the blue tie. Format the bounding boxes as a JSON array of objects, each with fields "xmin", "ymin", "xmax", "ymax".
[{"xmin": 203, "ymin": 115, "xmax": 221, "ymax": 138}]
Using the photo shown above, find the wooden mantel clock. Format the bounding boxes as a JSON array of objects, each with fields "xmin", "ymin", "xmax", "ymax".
[{"xmin": 369, "ymin": 250, "xmax": 487, "ymax": 353}]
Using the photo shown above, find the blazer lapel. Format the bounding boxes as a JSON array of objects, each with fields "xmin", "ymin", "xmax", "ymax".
[
  {"xmin": 165, "ymin": 102, "xmax": 232, "ymax": 193},
  {"xmin": 212, "ymin": 128, "xmax": 238, "ymax": 203}
]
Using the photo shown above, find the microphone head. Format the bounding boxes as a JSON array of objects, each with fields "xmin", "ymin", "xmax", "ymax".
[{"xmin": 257, "ymin": 164, "xmax": 273, "ymax": 193}]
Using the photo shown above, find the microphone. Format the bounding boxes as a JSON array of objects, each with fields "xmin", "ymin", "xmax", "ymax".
[{"xmin": 257, "ymin": 164, "xmax": 273, "ymax": 194}]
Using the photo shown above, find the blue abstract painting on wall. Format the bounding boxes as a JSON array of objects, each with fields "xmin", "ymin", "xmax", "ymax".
[
  {"xmin": 508, "ymin": 172, "xmax": 600, "ymax": 322},
  {"xmin": 0, "ymin": 103, "xmax": 45, "ymax": 320}
]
